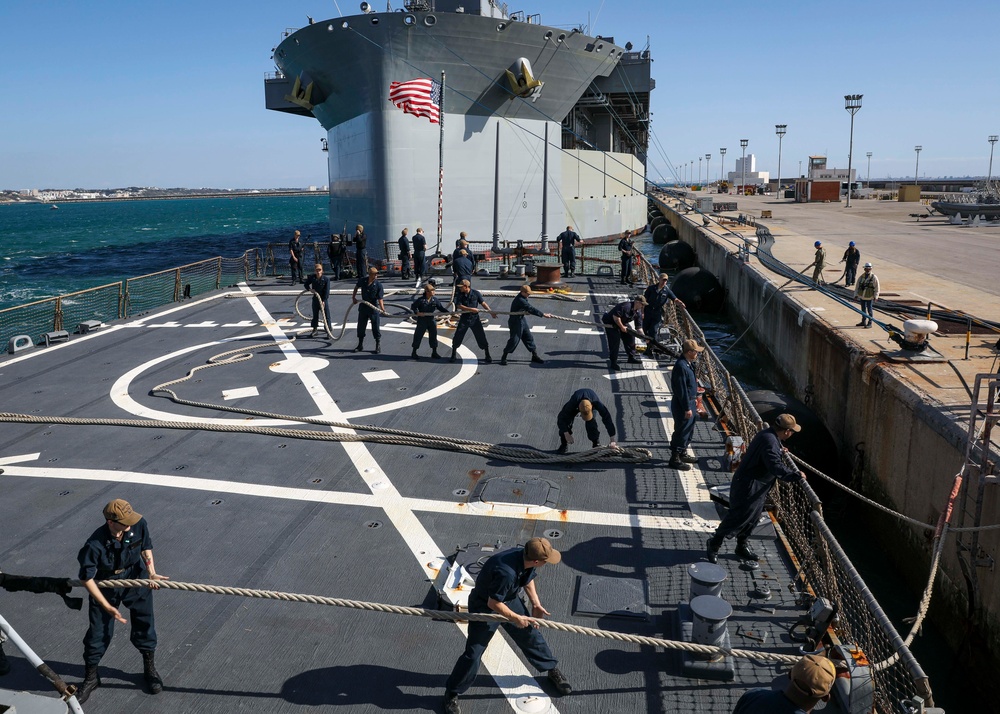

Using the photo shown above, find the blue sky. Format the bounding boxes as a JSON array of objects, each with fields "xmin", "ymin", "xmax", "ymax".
[{"xmin": 2, "ymin": 0, "xmax": 997, "ymax": 189}]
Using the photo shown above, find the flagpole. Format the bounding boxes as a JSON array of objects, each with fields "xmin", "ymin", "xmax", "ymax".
[{"xmin": 435, "ymin": 70, "xmax": 445, "ymax": 257}]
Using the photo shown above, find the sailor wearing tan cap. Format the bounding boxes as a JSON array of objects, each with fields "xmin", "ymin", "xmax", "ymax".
[
  {"xmin": 732, "ymin": 653, "xmax": 836, "ymax": 712},
  {"xmin": 443, "ymin": 538, "xmax": 572, "ymax": 714},
  {"xmin": 76, "ymin": 499, "xmax": 169, "ymax": 703},
  {"xmin": 707, "ymin": 414, "xmax": 806, "ymax": 563}
]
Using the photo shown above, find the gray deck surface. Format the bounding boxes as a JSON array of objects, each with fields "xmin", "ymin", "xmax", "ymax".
[{"xmin": 0, "ymin": 271, "xmax": 840, "ymax": 713}]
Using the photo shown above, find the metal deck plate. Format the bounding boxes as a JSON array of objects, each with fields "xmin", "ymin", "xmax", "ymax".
[
  {"xmin": 573, "ymin": 575, "xmax": 649, "ymax": 620},
  {"xmin": 472, "ymin": 476, "xmax": 559, "ymax": 508}
]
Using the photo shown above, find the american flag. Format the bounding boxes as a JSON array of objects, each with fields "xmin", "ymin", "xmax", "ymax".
[{"xmin": 388, "ymin": 78, "xmax": 441, "ymax": 124}]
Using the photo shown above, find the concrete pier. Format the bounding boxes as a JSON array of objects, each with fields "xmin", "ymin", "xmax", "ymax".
[{"xmin": 654, "ymin": 190, "xmax": 1000, "ymax": 689}]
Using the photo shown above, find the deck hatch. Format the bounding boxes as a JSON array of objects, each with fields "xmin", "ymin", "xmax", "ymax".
[
  {"xmin": 572, "ymin": 575, "xmax": 649, "ymax": 620},
  {"xmin": 471, "ymin": 476, "xmax": 559, "ymax": 509}
]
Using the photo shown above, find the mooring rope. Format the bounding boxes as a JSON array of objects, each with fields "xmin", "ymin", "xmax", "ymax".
[{"xmin": 81, "ymin": 578, "xmax": 800, "ymax": 665}]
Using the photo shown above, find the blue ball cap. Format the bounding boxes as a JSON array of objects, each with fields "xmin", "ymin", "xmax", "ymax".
[
  {"xmin": 814, "ymin": 241, "xmax": 822, "ymax": 247},
  {"xmin": 849, "ymin": 241, "xmax": 855, "ymax": 246}
]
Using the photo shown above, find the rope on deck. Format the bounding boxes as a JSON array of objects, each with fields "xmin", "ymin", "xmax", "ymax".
[{"xmin": 82, "ymin": 578, "xmax": 800, "ymax": 665}]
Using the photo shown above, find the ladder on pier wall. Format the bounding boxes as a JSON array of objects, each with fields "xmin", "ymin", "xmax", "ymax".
[{"xmin": 955, "ymin": 373, "xmax": 1000, "ymax": 613}]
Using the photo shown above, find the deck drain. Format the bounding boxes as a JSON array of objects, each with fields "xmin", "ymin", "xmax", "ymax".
[
  {"xmin": 174, "ymin": 465, "xmax": 186, "ymax": 470},
  {"xmin": 364, "ymin": 520, "xmax": 383, "ymax": 529},
  {"xmin": 59, "ymin": 490, "xmax": 72, "ymax": 496},
  {"xmin": 446, "ymin": 406, "xmax": 458, "ymax": 412},
  {"xmin": 582, "ymin": 377, "xmax": 592, "ymax": 381},
  {"xmin": 278, "ymin": 444, "xmax": 287, "ymax": 449},
  {"xmin": 397, "ymin": 387, "xmax": 408, "ymax": 391},
  {"xmin": 543, "ymin": 529, "xmax": 563, "ymax": 540},
  {"xmin": 47, "ymin": 458, "xmax": 58, "ymax": 462},
  {"xmin": 413, "ymin": 454, "xmax": 426, "ymax": 459},
  {"xmin": 311, "ymin": 478, "xmax": 323, "ymax": 484},
  {"xmin": 452, "ymin": 488, "xmax": 469, "ymax": 497},
  {"xmin": 524, "ymin": 394, "xmax": 536, "ymax": 399},
  {"xmin": 153, "ymin": 435, "xmax": 163, "ymax": 440},
  {"xmin": 209, "ymin": 499, "xmax": 224, "ymax": 506},
  {"xmin": 507, "ymin": 433, "xmax": 521, "ymax": 439}
]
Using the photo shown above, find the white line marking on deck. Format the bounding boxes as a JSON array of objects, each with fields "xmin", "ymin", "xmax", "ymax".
[
  {"xmin": 147, "ymin": 321, "xmax": 183, "ymax": 328},
  {"xmin": 222, "ymin": 321, "xmax": 257, "ymax": 327},
  {"xmin": 571, "ymin": 310, "xmax": 591, "ymax": 316},
  {"xmin": 362, "ymin": 369, "xmax": 399, "ymax": 383},
  {"xmin": 186, "ymin": 321, "xmax": 218, "ymax": 327},
  {"xmin": 222, "ymin": 387, "xmax": 259, "ymax": 401},
  {"xmin": 0, "ymin": 453, "xmax": 40, "ymax": 466}
]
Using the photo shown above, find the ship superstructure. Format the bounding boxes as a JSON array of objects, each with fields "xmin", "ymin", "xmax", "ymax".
[{"xmin": 265, "ymin": 1, "xmax": 652, "ymax": 256}]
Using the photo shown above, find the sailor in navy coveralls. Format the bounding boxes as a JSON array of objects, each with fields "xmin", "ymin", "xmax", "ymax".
[
  {"xmin": 669, "ymin": 339, "xmax": 703, "ymax": 470},
  {"xmin": 412, "ymin": 227, "xmax": 428, "ymax": 281},
  {"xmin": 352, "ymin": 267, "xmax": 386, "ymax": 354},
  {"xmin": 601, "ymin": 296, "xmax": 647, "ymax": 370},
  {"xmin": 707, "ymin": 414, "xmax": 806, "ymax": 562},
  {"xmin": 642, "ymin": 273, "xmax": 684, "ymax": 346},
  {"xmin": 443, "ymin": 538, "xmax": 571, "ymax": 714},
  {"xmin": 500, "ymin": 285, "xmax": 552, "ymax": 365},
  {"xmin": 556, "ymin": 388, "xmax": 617, "ymax": 453},
  {"xmin": 617, "ymin": 231, "xmax": 635, "ymax": 284},
  {"xmin": 410, "ymin": 282, "xmax": 449, "ymax": 359},
  {"xmin": 76, "ymin": 499, "xmax": 167, "ymax": 703},
  {"xmin": 450, "ymin": 279, "xmax": 496, "ymax": 363}
]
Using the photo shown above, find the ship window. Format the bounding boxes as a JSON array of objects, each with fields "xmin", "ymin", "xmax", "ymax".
[
  {"xmin": 370, "ymin": 16, "xmax": 379, "ymax": 25},
  {"xmin": 403, "ymin": 13, "xmax": 416, "ymax": 25},
  {"xmin": 424, "ymin": 14, "xmax": 437, "ymax": 26}
]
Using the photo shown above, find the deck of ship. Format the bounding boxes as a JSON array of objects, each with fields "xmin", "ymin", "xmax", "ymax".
[{"xmin": 0, "ymin": 269, "xmax": 839, "ymax": 713}]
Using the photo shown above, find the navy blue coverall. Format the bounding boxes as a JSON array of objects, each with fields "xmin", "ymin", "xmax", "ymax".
[
  {"xmin": 708, "ymin": 427, "xmax": 803, "ymax": 549},
  {"xmin": 327, "ymin": 237, "xmax": 345, "ymax": 280},
  {"xmin": 304, "ymin": 271, "xmax": 331, "ymax": 331},
  {"xmin": 353, "ymin": 230, "xmax": 368, "ymax": 274},
  {"xmin": 444, "ymin": 547, "xmax": 558, "ymax": 697},
  {"xmin": 503, "ymin": 293, "xmax": 544, "ymax": 356},
  {"xmin": 669, "ymin": 354, "xmax": 698, "ymax": 455},
  {"xmin": 642, "ymin": 282, "xmax": 678, "ymax": 339},
  {"xmin": 618, "ymin": 236, "xmax": 635, "ymax": 284},
  {"xmin": 398, "ymin": 233, "xmax": 411, "ymax": 279},
  {"xmin": 412, "ymin": 232, "xmax": 427, "ymax": 278},
  {"xmin": 452, "ymin": 288, "xmax": 491, "ymax": 356},
  {"xmin": 78, "ymin": 519, "xmax": 157, "ymax": 665},
  {"xmin": 289, "ymin": 237, "xmax": 305, "ymax": 283},
  {"xmin": 557, "ymin": 388, "xmax": 616, "ymax": 449},
  {"xmin": 602, "ymin": 301, "xmax": 642, "ymax": 367},
  {"xmin": 556, "ymin": 229, "xmax": 581, "ymax": 276},
  {"xmin": 355, "ymin": 277, "xmax": 384, "ymax": 341},
  {"xmin": 411, "ymin": 293, "xmax": 449, "ymax": 353}
]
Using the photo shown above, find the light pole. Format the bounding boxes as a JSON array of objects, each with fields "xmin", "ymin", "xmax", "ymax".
[
  {"xmin": 866, "ymin": 151, "xmax": 872, "ymax": 185},
  {"xmin": 775, "ymin": 124, "xmax": 786, "ymax": 198},
  {"xmin": 914, "ymin": 145, "xmax": 922, "ymax": 184},
  {"xmin": 698, "ymin": 156, "xmax": 703, "ymax": 186},
  {"xmin": 988, "ymin": 135, "xmax": 998, "ymax": 183},
  {"xmin": 739, "ymin": 139, "xmax": 748, "ymax": 196},
  {"xmin": 844, "ymin": 94, "xmax": 862, "ymax": 208},
  {"xmin": 705, "ymin": 153, "xmax": 711, "ymax": 187},
  {"xmin": 719, "ymin": 147, "xmax": 727, "ymax": 183}
]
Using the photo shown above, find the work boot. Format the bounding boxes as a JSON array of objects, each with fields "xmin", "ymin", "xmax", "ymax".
[
  {"xmin": 546, "ymin": 667, "xmax": 573, "ymax": 696},
  {"xmin": 443, "ymin": 693, "xmax": 461, "ymax": 714},
  {"xmin": 374, "ymin": 340, "xmax": 381, "ymax": 355},
  {"xmin": 449, "ymin": 351, "xmax": 458, "ymax": 363},
  {"xmin": 735, "ymin": 541, "xmax": 759, "ymax": 561},
  {"xmin": 626, "ymin": 355, "xmax": 642, "ymax": 364},
  {"xmin": 706, "ymin": 537, "xmax": 720, "ymax": 564},
  {"xmin": 142, "ymin": 651, "xmax": 163, "ymax": 695},
  {"xmin": 530, "ymin": 352, "xmax": 545, "ymax": 364},
  {"xmin": 556, "ymin": 444, "xmax": 568, "ymax": 455},
  {"xmin": 681, "ymin": 451, "xmax": 699, "ymax": 464},
  {"xmin": 500, "ymin": 351, "xmax": 509, "ymax": 366},
  {"xmin": 855, "ymin": 321, "xmax": 866, "ymax": 327},
  {"xmin": 77, "ymin": 665, "xmax": 101, "ymax": 704},
  {"xmin": 610, "ymin": 362, "xmax": 621, "ymax": 372},
  {"xmin": 411, "ymin": 349, "xmax": 419, "ymax": 360},
  {"xmin": 668, "ymin": 451, "xmax": 691, "ymax": 471},
  {"xmin": 0, "ymin": 642, "xmax": 9, "ymax": 676},
  {"xmin": 484, "ymin": 350, "xmax": 493, "ymax": 364},
  {"xmin": 431, "ymin": 350, "xmax": 441, "ymax": 359},
  {"xmin": 354, "ymin": 339, "xmax": 364, "ymax": 353}
]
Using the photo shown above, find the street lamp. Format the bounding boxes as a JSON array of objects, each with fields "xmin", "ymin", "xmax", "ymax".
[
  {"xmin": 914, "ymin": 145, "xmax": 922, "ymax": 184},
  {"xmin": 719, "ymin": 148, "xmax": 727, "ymax": 183},
  {"xmin": 844, "ymin": 94, "xmax": 862, "ymax": 208},
  {"xmin": 988, "ymin": 135, "xmax": 998, "ymax": 183},
  {"xmin": 740, "ymin": 139, "xmax": 748, "ymax": 196},
  {"xmin": 705, "ymin": 154, "xmax": 711, "ymax": 187},
  {"xmin": 698, "ymin": 156, "xmax": 703, "ymax": 186},
  {"xmin": 866, "ymin": 152, "xmax": 872, "ymax": 185},
  {"xmin": 775, "ymin": 124, "xmax": 786, "ymax": 198}
]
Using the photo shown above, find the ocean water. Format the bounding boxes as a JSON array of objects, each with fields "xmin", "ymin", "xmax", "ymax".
[{"xmin": 0, "ymin": 195, "xmax": 328, "ymax": 310}]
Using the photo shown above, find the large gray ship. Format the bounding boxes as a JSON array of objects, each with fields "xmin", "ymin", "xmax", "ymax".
[{"xmin": 264, "ymin": 0, "xmax": 652, "ymax": 255}]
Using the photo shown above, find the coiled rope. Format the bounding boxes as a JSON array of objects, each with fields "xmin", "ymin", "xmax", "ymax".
[{"xmin": 82, "ymin": 578, "xmax": 800, "ymax": 665}]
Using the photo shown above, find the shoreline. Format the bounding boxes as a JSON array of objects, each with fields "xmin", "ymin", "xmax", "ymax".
[{"xmin": 0, "ymin": 190, "xmax": 323, "ymax": 205}]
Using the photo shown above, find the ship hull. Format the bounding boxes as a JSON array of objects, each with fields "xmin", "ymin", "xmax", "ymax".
[{"xmin": 273, "ymin": 11, "xmax": 646, "ymax": 254}]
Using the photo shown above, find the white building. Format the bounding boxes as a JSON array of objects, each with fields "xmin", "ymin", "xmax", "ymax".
[
  {"xmin": 727, "ymin": 153, "xmax": 770, "ymax": 187},
  {"xmin": 807, "ymin": 156, "xmax": 856, "ymax": 183}
]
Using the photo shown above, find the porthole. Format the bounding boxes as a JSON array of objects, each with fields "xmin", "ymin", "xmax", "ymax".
[
  {"xmin": 403, "ymin": 14, "xmax": 416, "ymax": 26},
  {"xmin": 328, "ymin": 24, "xmax": 335, "ymax": 31},
  {"xmin": 497, "ymin": 22, "xmax": 507, "ymax": 32},
  {"xmin": 370, "ymin": 16, "xmax": 379, "ymax": 25},
  {"xmin": 557, "ymin": 33, "xmax": 566, "ymax": 42},
  {"xmin": 424, "ymin": 14, "xmax": 437, "ymax": 26},
  {"xmin": 597, "ymin": 43, "xmax": 604, "ymax": 52},
  {"xmin": 544, "ymin": 31, "xmax": 553, "ymax": 40},
  {"xmin": 342, "ymin": 21, "xmax": 349, "ymax": 29}
]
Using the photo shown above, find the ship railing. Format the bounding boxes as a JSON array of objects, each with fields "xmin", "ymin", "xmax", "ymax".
[
  {"xmin": 0, "ymin": 252, "xmax": 262, "ymax": 350},
  {"xmin": 650, "ymin": 244, "xmax": 932, "ymax": 710}
]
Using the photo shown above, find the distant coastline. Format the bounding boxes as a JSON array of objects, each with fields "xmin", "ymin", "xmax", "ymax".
[{"xmin": 0, "ymin": 188, "xmax": 324, "ymax": 205}]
